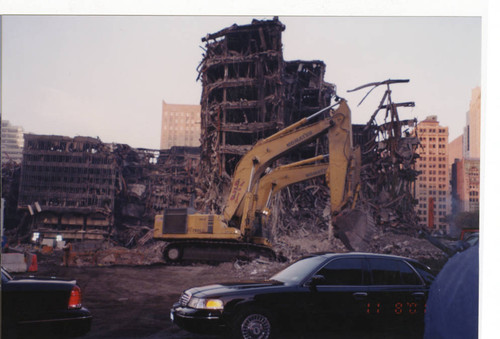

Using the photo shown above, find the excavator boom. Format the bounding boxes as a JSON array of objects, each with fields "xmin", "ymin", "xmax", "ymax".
[
  {"xmin": 239, "ymin": 155, "xmax": 330, "ymax": 234},
  {"xmin": 223, "ymin": 100, "xmax": 347, "ymax": 226},
  {"xmin": 255, "ymin": 155, "xmax": 329, "ymax": 216},
  {"xmin": 326, "ymin": 99, "xmax": 374, "ymax": 251}
]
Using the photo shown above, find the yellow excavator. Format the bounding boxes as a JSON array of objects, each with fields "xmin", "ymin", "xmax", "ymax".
[{"xmin": 153, "ymin": 98, "xmax": 372, "ymax": 261}]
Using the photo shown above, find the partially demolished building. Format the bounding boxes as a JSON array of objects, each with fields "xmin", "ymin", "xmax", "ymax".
[
  {"xmin": 196, "ymin": 17, "xmax": 335, "ymax": 212},
  {"xmin": 18, "ymin": 134, "xmax": 116, "ymax": 241},
  {"xmin": 14, "ymin": 134, "xmax": 200, "ymax": 243}
]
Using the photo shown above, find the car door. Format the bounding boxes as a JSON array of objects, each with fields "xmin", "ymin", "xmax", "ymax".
[
  {"xmin": 305, "ymin": 257, "xmax": 369, "ymax": 330},
  {"xmin": 364, "ymin": 257, "xmax": 428, "ymax": 330}
]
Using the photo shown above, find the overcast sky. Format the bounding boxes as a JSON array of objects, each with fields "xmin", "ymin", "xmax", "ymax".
[{"xmin": 2, "ymin": 15, "xmax": 481, "ymax": 149}]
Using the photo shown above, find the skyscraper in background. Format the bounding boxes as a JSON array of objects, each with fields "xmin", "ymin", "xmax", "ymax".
[
  {"xmin": 451, "ymin": 87, "xmax": 481, "ymax": 215},
  {"xmin": 415, "ymin": 116, "xmax": 451, "ymax": 233},
  {"xmin": 464, "ymin": 87, "xmax": 481, "ymax": 159},
  {"xmin": 1, "ymin": 120, "xmax": 25, "ymax": 164},
  {"xmin": 160, "ymin": 101, "xmax": 201, "ymax": 150}
]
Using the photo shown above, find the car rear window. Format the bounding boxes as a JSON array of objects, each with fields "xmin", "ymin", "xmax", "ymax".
[{"xmin": 367, "ymin": 258, "xmax": 422, "ymax": 285}]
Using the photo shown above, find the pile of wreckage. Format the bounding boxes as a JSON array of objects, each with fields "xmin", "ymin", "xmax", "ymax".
[
  {"xmin": 193, "ymin": 18, "xmax": 440, "ymax": 262},
  {"xmin": 1, "ymin": 17, "xmax": 447, "ymax": 268}
]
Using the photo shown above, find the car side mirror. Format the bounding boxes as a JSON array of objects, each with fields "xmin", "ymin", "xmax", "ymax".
[{"xmin": 307, "ymin": 274, "xmax": 326, "ymax": 290}]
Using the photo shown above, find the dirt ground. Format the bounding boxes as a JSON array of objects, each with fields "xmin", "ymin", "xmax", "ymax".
[
  {"xmin": 5, "ymin": 230, "xmax": 449, "ymax": 339},
  {"xmin": 11, "ymin": 245, "xmax": 445, "ymax": 339},
  {"xmin": 26, "ymin": 254, "xmax": 287, "ymax": 339}
]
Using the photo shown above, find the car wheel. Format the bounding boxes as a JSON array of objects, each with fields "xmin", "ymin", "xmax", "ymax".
[{"xmin": 232, "ymin": 307, "xmax": 273, "ymax": 339}]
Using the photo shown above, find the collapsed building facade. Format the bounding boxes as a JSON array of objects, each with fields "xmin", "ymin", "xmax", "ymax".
[
  {"xmin": 10, "ymin": 134, "xmax": 199, "ymax": 244},
  {"xmin": 17, "ymin": 135, "xmax": 116, "ymax": 242},
  {"xmin": 196, "ymin": 17, "xmax": 335, "ymax": 212}
]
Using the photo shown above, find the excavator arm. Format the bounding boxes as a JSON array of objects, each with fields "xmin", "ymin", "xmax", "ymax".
[
  {"xmin": 239, "ymin": 154, "xmax": 330, "ymax": 236},
  {"xmin": 223, "ymin": 99, "xmax": 349, "ymax": 230},
  {"xmin": 232, "ymin": 98, "xmax": 373, "ymax": 251},
  {"xmin": 326, "ymin": 91, "xmax": 373, "ymax": 251}
]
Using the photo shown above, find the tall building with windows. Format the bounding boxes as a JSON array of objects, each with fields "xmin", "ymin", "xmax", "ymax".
[
  {"xmin": 160, "ymin": 102, "xmax": 201, "ymax": 150},
  {"xmin": 464, "ymin": 87, "xmax": 481, "ymax": 159},
  {"xmin": 415, "ymin": 116, "xmax": 451, "ymax": 232},
  {"xmin": 450, "ymin": 87, "xmax": 481, "ymax": 215},
  {"xmin": 455, "ymin": 158, "xmax": 480, "ymax": 213},
  {"xmin": 1, "ymin": 120, "xmax": 25, "ymax": 164}
]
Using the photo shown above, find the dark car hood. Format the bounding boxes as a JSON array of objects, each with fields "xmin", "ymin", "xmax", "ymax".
[{"xmin": 187, "ymin": 280, "xmax": 284, "ymax": 297}]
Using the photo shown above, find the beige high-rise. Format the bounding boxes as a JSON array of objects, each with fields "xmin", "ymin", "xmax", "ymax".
[
  {"xmin": 160, "ymin": 101, "xmax": 201, "ymax": 150},
  {"xmin": 415, "ymin": 116, "xmax": 451, "ymax": 232}
]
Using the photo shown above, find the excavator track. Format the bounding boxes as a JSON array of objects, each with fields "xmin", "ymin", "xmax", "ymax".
[{"xmin": 162, "ymin": 240, "xmax": 280, "ymax": 264}]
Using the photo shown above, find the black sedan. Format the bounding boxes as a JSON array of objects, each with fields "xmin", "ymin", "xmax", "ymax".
[
  {"xmin": 171, "ymin": 252, "xmax": 435, "ymax": 339},
  {"xmin": 1, "ymin": 267, "xmax": 92, "ymax": 338}
]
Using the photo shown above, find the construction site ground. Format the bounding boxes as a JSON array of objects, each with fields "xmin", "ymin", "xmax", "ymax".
[{"xmin": 9, "ymin": 232, "xmax": 448, "ymax": 339}]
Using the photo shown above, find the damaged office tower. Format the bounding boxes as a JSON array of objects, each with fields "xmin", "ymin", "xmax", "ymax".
[
  {"xmin": 18, "ymin": 135, "xmax": 116, "ymax": 242},
  {"xmin": 196, "ymin": 17, "xmax": 335, "ymax": 212},
  {"xmin": 13, "ymin": 134, "xmax": 201, "ymax": 245}
]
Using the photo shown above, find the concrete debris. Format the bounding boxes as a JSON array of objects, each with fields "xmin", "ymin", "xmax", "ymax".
[{"xmin": 67, "ymin": 241, "xmax": 167, "ymax": 267}]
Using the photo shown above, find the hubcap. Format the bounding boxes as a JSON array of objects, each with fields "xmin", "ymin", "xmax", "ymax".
[{"xmin": 241, "ymin": 313, "xmax": 271, "ymax": 339}]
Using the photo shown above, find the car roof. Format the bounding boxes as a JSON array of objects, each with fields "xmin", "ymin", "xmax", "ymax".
[{"xmin": 306, "ymin": 252, "xmax": 420, "ymax": 263}]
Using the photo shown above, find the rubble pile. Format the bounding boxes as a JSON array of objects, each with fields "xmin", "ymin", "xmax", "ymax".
[
  {"xmin": 112, "ymin": 145, "xmax": 200, "ymax": 246},
  {"xmin": 70, "ymin": 242, "xmax": 167, "ymax": 267}
]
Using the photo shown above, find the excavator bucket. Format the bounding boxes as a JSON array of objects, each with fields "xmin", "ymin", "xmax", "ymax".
[{"xmin": 334, "ymin": 208, "xmax": 376, "ymax": 252}]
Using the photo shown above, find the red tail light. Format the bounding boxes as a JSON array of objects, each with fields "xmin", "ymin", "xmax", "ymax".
[{"xmin": 68, "ymin": 286, "xmax": 82, "ymax": 309}]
